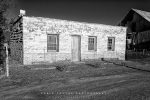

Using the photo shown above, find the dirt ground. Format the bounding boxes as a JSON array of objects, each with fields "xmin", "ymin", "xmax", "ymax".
[{"xmin": 0, "ymin": 58, "xmax": 150, "ymax": 100}]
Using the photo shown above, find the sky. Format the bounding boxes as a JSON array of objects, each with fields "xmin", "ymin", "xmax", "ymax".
[{"xmin": 12, "ymin": 0, "xmax": 150, "ymax": 26}]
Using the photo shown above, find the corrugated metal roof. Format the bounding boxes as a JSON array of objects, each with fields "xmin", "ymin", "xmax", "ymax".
[{"xmin": 132, "ymin": 8, "xmax": 150, "ymax": 22}]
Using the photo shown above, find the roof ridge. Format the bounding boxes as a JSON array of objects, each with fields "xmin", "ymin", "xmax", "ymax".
[
  {"xmin": 132, "ymin": 8, "xmax": 150, "ymax": 13},
  {"xmin": 131, "ymin": 8, "xmax": 150, "ymax": 22},
  {"xmin": 118, "ymin": 8, "xmax": 150, "ymax": 25}
]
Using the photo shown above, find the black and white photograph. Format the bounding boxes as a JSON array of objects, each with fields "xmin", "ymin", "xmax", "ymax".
[{"xmin": 0, "ymin": 0, "xmax": 150, "ymax": 100}]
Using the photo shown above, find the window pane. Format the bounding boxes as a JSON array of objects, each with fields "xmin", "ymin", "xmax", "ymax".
[
  {"xmin": 54, "ymin": 47, "xmax": 56, "ymax": 50},
  {"xmin": 47, "ymin": 35, "xmax": 58, "ymax": 51},
  {"xmin": 48, "ymin": 36, "xmax": 51, "ymax": 42},
  {"xmin": 88, "ymin": 38, "xmax": 91, "ymax": 43},
  {"xmin": 89, "ymin": 44, "xmax": 94, "ymax": 50},
  {"xmin": 47, "ymin": 47, "xmax": 51, "ymax": 50},
  {"xmin": 88, "ymin": 37, "xmax": 96, "ymax": 51},
  {"xmin": 108, "ymin": 37, "xmax": 115, "ymax": 51},
  {"xmin": 108, "ymin": 39, "xmax": 112, "ymax": 44},
  {"xmin": 108, "ymin": 46, "xmax": 112, "ymax": 50},
  {"xmin": 53, "ymin": 36, "xmax": 57, "ymax": 43}
]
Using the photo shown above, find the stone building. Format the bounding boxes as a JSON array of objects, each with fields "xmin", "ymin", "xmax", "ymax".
[{"xmin": 10, "ymin": 11, "xmax": 127, "ymax": 65}]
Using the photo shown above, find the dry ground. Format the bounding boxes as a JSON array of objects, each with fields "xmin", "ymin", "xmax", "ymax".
[{"xmin": 0, "ymin": 58, "xmax": 150, "ymax": 100}]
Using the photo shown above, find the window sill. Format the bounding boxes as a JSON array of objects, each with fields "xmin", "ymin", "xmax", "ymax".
[
  {"xmin": 107, "ymin": 50, "xmax": 115, "ymax": 51},
  {"xmin": 47, "ymin": 50, "xmax": 59, "ymax": 52},
  {"xmin": 88, "ymin": 50, "xmax": 97, "ymax": 52}
]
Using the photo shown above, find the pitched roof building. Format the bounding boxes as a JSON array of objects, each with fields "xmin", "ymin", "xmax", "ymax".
[{"xmin": 118, "ymin": 8, "xmax": 150, "ymax": 50}]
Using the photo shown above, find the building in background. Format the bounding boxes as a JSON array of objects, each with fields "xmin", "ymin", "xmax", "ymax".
[
  {"xmin": 10, "ymin": 10, "xmax": 126, "ymax": 65},
  {"xmin": 118, "ymin": 8, "xmax": 150, "ymax": 51}
]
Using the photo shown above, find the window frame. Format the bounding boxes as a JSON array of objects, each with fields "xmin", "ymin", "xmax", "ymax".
[
  {"xmin": 107, "ymin": 37, "xmax": 115, "ymax": 51},
  {"xmin": 47, "ymin": 34, "xmax": 59, "ymax": 52},
  {"xmin": 88, "ymin": 36, "xmax": 97, "ymax": 51}
]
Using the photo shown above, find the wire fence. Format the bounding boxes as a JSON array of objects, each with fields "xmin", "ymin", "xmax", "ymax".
[{"xmin": 126, "ymin": 49, "xmax": 150, "ymax": 60}]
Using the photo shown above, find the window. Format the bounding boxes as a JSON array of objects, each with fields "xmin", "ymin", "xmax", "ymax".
[
  {"xmin": 47, "ymin": 34, "xmax": 59, "ymax": 51},
  {"xmin": 108, "ymin": 37, "xmax": 115, "ymax": 51},
  {"xmin": 88, "ymin": 36, "xmax": 97, "ymax": 51}
]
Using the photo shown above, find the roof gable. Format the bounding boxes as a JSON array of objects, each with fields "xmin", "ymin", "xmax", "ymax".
[
  {"xmin": 132, "ymin": 8, "xmax": 150, "ymax": 22},
  {"xmin": 118, "ymin": 8, "xmax": 150, "ymax": 25}
]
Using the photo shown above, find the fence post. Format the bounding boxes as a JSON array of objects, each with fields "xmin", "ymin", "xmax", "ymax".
[
  {"xmin": 4, "ymin": 43, "xmax": 9, "ymax": 77},
  {"xmin": 143, "ymin": 49, "xmax": 145, "ymax": 54}
]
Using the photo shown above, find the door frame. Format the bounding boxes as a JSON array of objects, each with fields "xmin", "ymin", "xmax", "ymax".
[{"xmin": 71, "ymin": 35, "xmax": 81, "ymax": 61}]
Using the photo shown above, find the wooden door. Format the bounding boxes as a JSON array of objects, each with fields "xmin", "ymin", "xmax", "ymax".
[{"xmin": 71, "ymin": 35, "xmax": 81, "ymax": 61}]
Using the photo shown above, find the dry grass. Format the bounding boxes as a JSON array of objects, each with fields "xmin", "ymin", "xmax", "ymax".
[
  {"xmin": 3, "ymin": 59, "xmax": 139, "ymax": 87},
  {"xmin": 1, "ymin": 58, "xmax": 150, "ymax": 100}
]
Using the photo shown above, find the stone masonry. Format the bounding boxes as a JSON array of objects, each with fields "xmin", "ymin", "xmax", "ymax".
[
  {"xmin": 21, "ymin": 16, "xmax": 127, "ymax": 65},
  {"xmin": 10, "ymin": 18, "xmax": 23, "ymax": 63}
]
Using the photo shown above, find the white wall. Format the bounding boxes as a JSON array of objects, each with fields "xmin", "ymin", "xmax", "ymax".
[{"xmin": 23, "ymin": 16, "xmax": 126, "ymax": 65}]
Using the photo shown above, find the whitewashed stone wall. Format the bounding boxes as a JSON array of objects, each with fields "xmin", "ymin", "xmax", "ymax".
[{"xmin": 23, "ymin": 16, "xmax": 126, "ymax": 65}]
